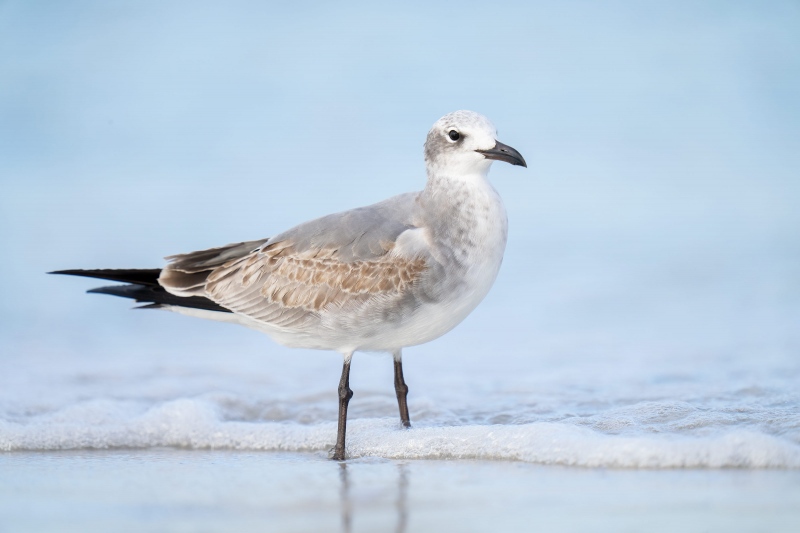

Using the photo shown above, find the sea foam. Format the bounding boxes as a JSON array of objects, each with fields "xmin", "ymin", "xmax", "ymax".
[{"xmin": 2, "ymin": 397, "xmax": 798, "ymax": 468}]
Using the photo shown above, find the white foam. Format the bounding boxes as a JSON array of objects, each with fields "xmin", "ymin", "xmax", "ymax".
[
  {"xmin": 2, "ymin": 398, "xmax": 799, "ymax": 468},
  {"xmin": 347, "ymin": 421, "xmax": 800, "ymax": 468}
]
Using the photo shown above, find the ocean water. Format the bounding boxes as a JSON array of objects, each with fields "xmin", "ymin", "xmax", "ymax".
[
  {"xmin": 1, "ymin": 0, "xmax": 799, "ymax": 475},
  {"xmin": 2, "ymin": 231, "xmax": 798, "ymax": 468}
]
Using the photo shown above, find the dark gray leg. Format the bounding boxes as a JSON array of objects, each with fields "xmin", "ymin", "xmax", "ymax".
[
  {"xmin": 332, "ymin": 354, "xmax": 354, "ymax": 461},
  {"xmin": 393, "ymin": 351, "xmax": 411, "ymax": 428}
]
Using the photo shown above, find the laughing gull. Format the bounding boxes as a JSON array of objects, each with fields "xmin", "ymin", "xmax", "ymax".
[{"xmin": 53, "ymin": 110, "xmax": 527, "ymax": 460}]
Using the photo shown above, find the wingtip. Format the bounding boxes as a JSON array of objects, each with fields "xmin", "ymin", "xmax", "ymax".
[
  {"xmin": 134, "ymin": 303, "xmax": 164, "ymax": 310},
  {"xmin": 49, "ymin": 269, "xmax": 98, "ymax": 276}
]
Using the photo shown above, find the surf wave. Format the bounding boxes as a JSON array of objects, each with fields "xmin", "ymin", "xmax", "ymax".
[{"xmin": 2, "ymin": 397, "xmax": 798, "ymax": 468}]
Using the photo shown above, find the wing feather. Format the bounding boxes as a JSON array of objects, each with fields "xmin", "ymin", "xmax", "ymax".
[
  {"xmin": 159, "ymin": 192, "xmax": 429, "ymax": 330},
  {"xmin": 202, "ymin": 240, "xmax": 427, "ymax": 327}
]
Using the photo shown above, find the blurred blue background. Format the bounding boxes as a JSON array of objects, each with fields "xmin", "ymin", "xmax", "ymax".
[{"xmin": 1, "ymin": 0, "xmax": 798, "ymax": 391}]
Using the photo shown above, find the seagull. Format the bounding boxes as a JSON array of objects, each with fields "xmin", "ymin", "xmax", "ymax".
[{"xmin": 52, "ymin": 110, "xmax": 527, "ymax": 460}]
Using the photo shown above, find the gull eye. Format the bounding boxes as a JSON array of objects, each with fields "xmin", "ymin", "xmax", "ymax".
[{"xmin": 448, "ymin": 130, "xmax": 460, "ymax": 141}]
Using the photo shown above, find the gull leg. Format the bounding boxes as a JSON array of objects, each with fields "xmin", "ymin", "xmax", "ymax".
[
  {"xmin": 332, "ymin": 353, "xmax": 354, "ymax": 461},
  {"xmin": 393, "ymin": 350, "xmax": 411, "ymax": 428}
]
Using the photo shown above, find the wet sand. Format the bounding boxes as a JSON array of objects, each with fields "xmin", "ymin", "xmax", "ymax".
[{"xmin": 2, "ymin": 449, "xmax": 798, "ymax": 532}]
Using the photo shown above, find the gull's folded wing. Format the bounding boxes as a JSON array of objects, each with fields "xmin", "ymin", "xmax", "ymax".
[{"xmin": 160, "ymin": 192, "xmax": 429, "ymax": 328}]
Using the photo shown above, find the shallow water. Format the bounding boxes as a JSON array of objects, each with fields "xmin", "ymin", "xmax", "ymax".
[
  {"xmin": 3, "ymin": 234, "xmax": 799, "ymax": 467},
  {"xmin": 2, "ymin": 253, "xmax": 799, "ymax": 468},
  {"xmin": 2, "ymin": 450, "xmax": 799, "ymax": 533}
]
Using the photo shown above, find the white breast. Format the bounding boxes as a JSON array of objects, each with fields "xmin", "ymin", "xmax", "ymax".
[{"xmin": 358, "ymin": 176, "xmax": 508, "ymax": 351}]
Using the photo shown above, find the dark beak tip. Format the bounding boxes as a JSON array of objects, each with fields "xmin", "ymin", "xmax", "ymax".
[{"xmin": 476, "ymin": 140, "xmax": 527, "ymax": 168}]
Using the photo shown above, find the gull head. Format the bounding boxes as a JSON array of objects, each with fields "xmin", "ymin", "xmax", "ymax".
[{"xmin": 424, "ymin": 110, "xmax": 527, "ymax": 176}]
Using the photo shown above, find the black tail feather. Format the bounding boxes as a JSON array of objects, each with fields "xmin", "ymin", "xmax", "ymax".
[
  {"xmin": 52, "ymin": 268, "xmax": 232, "ymax": 313},
  {"xmin": 88, "ymin": 284, "xmax": 232, "ymax": 313},
  {"xmin": 50, "ymin": 268, "xmax": 163, "ymax": 287}
]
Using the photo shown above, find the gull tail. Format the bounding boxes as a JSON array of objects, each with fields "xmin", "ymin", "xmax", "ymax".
[{"xmin": 50, "ymin": 269, "xmax": 232, "ymax": 313}]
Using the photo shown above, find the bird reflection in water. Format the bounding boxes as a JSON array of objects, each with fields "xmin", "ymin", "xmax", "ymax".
[{"xmin": 339, "ymin": 462, "xmax": 409, "ymax": 533}]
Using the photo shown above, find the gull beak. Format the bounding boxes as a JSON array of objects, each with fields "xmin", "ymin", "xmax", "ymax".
[{"xmin": 476, "ymin": 141, "xmax": 527, "ymax": 168}]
